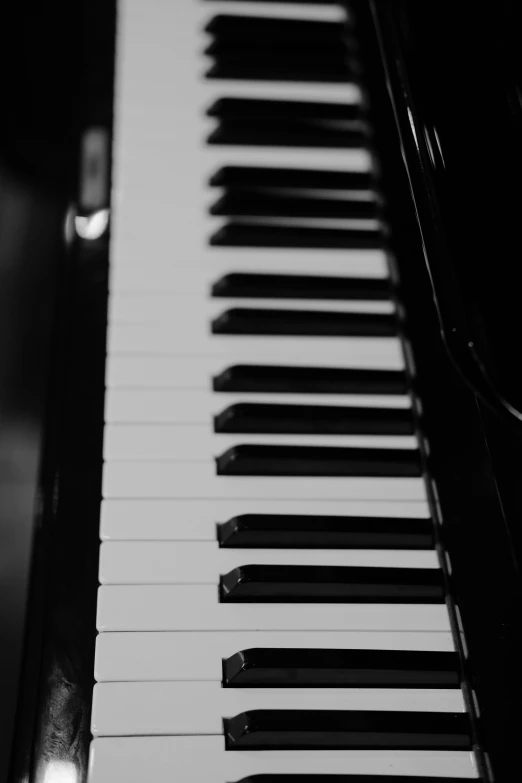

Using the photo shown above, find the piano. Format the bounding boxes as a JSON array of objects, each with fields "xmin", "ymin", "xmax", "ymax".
[{"xmin": 1, "ymin": 0, "xmax": 521, "ymax": 781}]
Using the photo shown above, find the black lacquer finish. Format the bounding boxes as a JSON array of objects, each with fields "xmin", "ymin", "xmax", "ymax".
[
  {"xmin": 219, "ymin": 564, "xmax": 444, "ymax": 603},
  {"xmin": 216, "ymin": 444, "xmax": 421, "ymax": 476},
  {"xmin": 224, "ymin": 710, "xmax": 472, "ymax": 750},
  {"xmin": 214, "ymin": 402, "xmax": 413, "ymax": 434},
  {"xmin": 217, "ymin": 513, "xmax": 434, "ymax": 549},
  {"xmin": 0, "ymin": 168, "xmax": 64, "ymax": 783},
  {"xmin": 372, "ymin": 1, "xmax": 522, "ymax": 420},
  {"xmin": 355, "ymin": 1, "xmax": 522, "ymax": 778},
  {"xmin": 0, "ymin": 2, "xmax": 115, "ymax": 782},
  {"xmin": 213, "ymin": 365, "xmax": 407, "ymax": 394},
  {"xmin": 223, "ymin": 648, "xmax": 460, "ymax": 687}
]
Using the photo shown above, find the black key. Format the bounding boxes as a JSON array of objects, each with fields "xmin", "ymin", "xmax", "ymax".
[
  {"xmin": 215, "ymin": 445, "xmax": 421, "ymax": 476},
  {"xmin": 213, "ymin": 365, "xmax": 408, "ymax": 394},
  {"xmin": 206, "ymin": 16, "xmax": 348, "ymax": 44},
  {"xmin": 231, "ymin": 778, "xmax": 468, "ymax": 783},
  {"xmin": 224, "ymin": 709, "xmax": 471, "ymax": 750},
  {"xmin": 214, "ymin": 404, "xmax": 414, "ymax": 435},
  {"xmin": 209, "ymin": 166, "xmax": 376, "ymax": 190},
  {"xmin": 220, "ymin": 564, "xmax": 444, "ymax": 603},
  {"xmin": 212, "ymin": 308, "xmax": 396, "ymax": 337},
  {"xmin": 217, "ymin": 514, "xmax": 434, "ymax": 549},
  {"xmin": 205, "ymin": 43, "xmax": 358, "ymax": 65},
  {"xmin": 207, "ymin": 97, "xmax": 364, "ymax": 122},
  {"xmin": 210, "ymin": 223, "xmax": 384, "ymax": 248},
  {"xmin": 206, "ymin": 62, "xmax": 357, "ymax": 83},
  {"xmin": 209, "ymin": 121, "xmax": 366, "ymax": 147},
  {"xmin": 205, "ymin": 0, "xmax": 343, "ymax": 4},
  {"xmin": 210, "ymin": 191, "xmax": 377, "ymax": 217},
  {"xmin": 223, "ymin": 648, "xmax": 460, "ymax": 687},
  {"xmin": 212, "ymin": 273, "xmax": 391, "ymax": 300}
]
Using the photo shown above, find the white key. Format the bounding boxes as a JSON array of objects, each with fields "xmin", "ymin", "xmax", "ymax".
[
  {"xmin": 107, "ymin": 326, "xmax": 402, "ymax": 362},
  {"xmin": 89, "ymin": 736, "xmax": 479, "ymax": 783},
  {"xmin": 110, "ymin": 248, "xmax": 387, "ymax": 278},
  {"xmin": 103, "ymin": 425, "xmax": 418, "ymax": 460},
  {"xmin": 100, "ymin": 498, "xmax": 431, "ymax": 540},
  {"xmin": 94, "ymin": 630, "xmax": 455, "ymax": 682},
  {"xmin": 180, "ymin": 2, "xmax": 350, "ymax": 23},
  {"xmin": 102, "ymin": 462, "xmax": 427, "ymax": 501},
  {"xmin": 99, "ymin": 541, "xmax": 439, "ymax": 585},
  {"xmin": 97, "ymin": 585, "xmax": 450, "ymax": 632},
  {"xmin": 91, "ymin": 680, "xmax": 466, "ymax": 737},
  {"xmin": 108, "ymin": 294, "xmax": 395, "ymax": 324},
  {"xmin": 107, "ymin": 298, "xmax": 392, "ymax": 337},
  {"xmin": 104, "ymin": 389, "xmax": 412, "ymax": 425},
  {"xmin": 110, "ymin": 257, "xmax": 388, "ymax": 293},
  {"xmin": 106, "ymin": 353, "xmax": 406, "ymax": 388}
]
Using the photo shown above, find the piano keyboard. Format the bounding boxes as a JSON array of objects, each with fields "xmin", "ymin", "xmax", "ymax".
[{"xmin": 88, "ymin": 0, "xmax": 479, "ymax": 781}]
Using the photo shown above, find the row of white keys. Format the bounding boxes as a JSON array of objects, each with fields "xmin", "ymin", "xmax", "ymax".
[
  {"xmin": 103, "ymin": 461, "xmax": 427, "ymax": 500},
  {"xmin": 108, "ymin": 294, "xmax": 395, "ymax": 324},
  {"xmin": 97, "ymin": 584, "xmax": 450, "ymax": 632},
  {"xmin": 99, "ymin": 498, "xmax": 431, "ymax": 540},
  {"xmin": 99, "ymin": 540, "xmax": 439, "ymax": 584},
  {"xmin": 91, "ymin": 680, "xmax": 466, "ymax": 737},
  {"xmin": 106, "ymin": 353, "xmax": 405, "ymax": 388},
  {"xmin": 89, "ymin": 736, "xmax": 479, "ymax": 782},
  {"xmin": 95, "ymin": 630, "xmax": 454, "ymax": 681}
]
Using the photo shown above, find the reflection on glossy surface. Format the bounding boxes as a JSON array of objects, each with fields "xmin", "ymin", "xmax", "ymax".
[
  {"xmin": 41, "ymin": 761, "xmax": 78, "ymax": 783},
  {"xmin": 75, "ymin": 209, "xmax": 110, "ymax": 240},
  {"xmin": 0, "ymin": 160, "xmax": 62, "ymax": 783},
  {"xmin": 367, "ymin": 1, "xmax": 522, "ymax": 780},
  {"xmin": 386, "ymin": 0, "xmax": 522, "ymax": 415}
]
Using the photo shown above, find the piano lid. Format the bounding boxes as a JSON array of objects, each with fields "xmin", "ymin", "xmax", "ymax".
[{"xmin": 370, "ymin": 0, "xmax": 522, "ymax": 422}]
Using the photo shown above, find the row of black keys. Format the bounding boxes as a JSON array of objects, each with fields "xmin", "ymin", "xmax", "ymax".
[
  {"xmin": 201, "ymin": 0, "xmax": 465, "ymax": 758},
  {"xmin": 208, "ymin": 164, "xmax": 383, "ymax": 247},
  {"xmin": 211, "ymin": 273, "xmax": 394, "ymax": 336},
  {"xmin": 205, "ymin": 15, "xmax": 359, "ymax": 83},
  {"xmin": 219, "ymin": 515, "xmax": 437, "ymax": 600},
  {"xmin": 207, "ymin": 98, "xmax": 369, "ymax": 147}
]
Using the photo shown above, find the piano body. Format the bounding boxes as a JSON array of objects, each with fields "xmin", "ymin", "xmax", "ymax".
[{"xmin": 0, "ymin": 1, "xmax": 521, "ymax": 781}]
